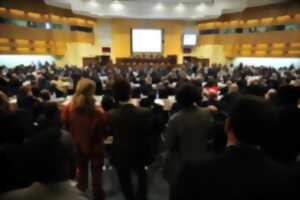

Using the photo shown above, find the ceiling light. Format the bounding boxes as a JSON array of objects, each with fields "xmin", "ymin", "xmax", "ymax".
[
  {"xmin": 88, "ymin": 0, "xmax": 99, "ymax": 7},
  {"xmin": 175, "ymin": 3, "xmax": 185, "ymax": 12},
  {"xmin": 196, "ymin": 3, "xmax": 206, "ymax": 12},
  {"xmin": 154, "ymin": 2, "xmax": 165, "ymax": 11},
  {"xmin": 45, "ymin": 22, "xmax": 51, "ymax": 29},
  {"xmin": 111, "ymin": 0, "xmax": 124, "ymax": 11}
]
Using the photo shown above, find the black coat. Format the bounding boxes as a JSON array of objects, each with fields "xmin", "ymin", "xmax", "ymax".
[
  {"xmin": 107, "ymin": 104, "xmax": 153, "ymax": 167},
  {"xmin": 171, "ymin": 145, "xmax": 300, "ymax": 200}
]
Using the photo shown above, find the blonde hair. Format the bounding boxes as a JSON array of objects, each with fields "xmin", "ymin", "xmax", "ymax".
[{"xmin": 72, "ymin": 78, "xmax": 96, "ymax": 115}]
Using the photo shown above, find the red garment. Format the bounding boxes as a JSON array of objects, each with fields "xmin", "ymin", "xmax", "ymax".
[
  {"xmin": 204, "ymin": 86, "xmax": 219, "ymax": 94},
  {"xmin": 61, "ymin": 104, "xmax": 107, "ymax": 156},
  {"xmin": 61, "ymin": 104, "xmax": 107, "ymax": 200},
  {"xmin": 76, "ymin": 148, "xmax": 105, "ymax": 200}
]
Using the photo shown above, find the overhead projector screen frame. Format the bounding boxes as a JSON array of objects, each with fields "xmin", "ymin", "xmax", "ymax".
[
  {"xmin": 182, "ymin": 33, "xmax": 198, "ymax": 47},
  {"xmin": 130, "ymin": 28, "xmax": 164, "ymax": 54}
]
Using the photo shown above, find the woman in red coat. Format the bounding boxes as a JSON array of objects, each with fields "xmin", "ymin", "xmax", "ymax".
[{"xmin": 61, "ymin": 78, "xmax": 107, "ymax": 200}]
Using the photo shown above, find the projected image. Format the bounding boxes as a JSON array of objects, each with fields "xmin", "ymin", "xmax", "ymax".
[
  {"xmin": 131, "ymin": 29, "xmax": 163, "ymax": 53},
  {"xmin": 183, "ymin": 34, "xmax": 197, "ymax": 46}
]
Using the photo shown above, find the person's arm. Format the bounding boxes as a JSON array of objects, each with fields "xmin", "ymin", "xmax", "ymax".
[
  {"xmin": 94, "ymin": 108, "xmax": 109, "ymax": 141},
  {"xmin": 165, "ymin": 116, "xmax": 179, "ymax": 153},
  {"xmin": 60, "ymin": 105, "xmax": 69, "ymax": 130},
  {"xmin": 105, "ymin": 110, "xmax": 115, "ymax": 137}
]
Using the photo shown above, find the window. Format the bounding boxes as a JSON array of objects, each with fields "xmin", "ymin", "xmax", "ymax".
[
  {"xmin": 285, "ymin": 24, "xmax": 300, "ymax": 30},
  {"xmin": 257, "ymin": 26, "xmax": 267, "ymax": 32},
  {"xmin": 0, "ymin": 16, "xmax": 92, "ymax": 33},
  {"xmin": 70, "ymin": 26, "xmax": 93, "ymax": 33},
  {"xmin": 274, "ymin": 25, "xmax": 285, "ymax": 31},
  {"xmin": 198, "ymin": 22, "xmax": 300, "ymax": 36},
  {"xmin": 199, "ymin": 29, "xmax": 220, "ymax": 35},
  {"xmin": 236, "ymin": 28, "xmax": 243, "ymax": 34}
]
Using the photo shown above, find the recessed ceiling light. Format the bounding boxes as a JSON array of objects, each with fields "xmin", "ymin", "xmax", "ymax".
[
  {"xmin": 196, "ymin": 3, "xmax": 206, "ymax": 11},
  {"xmin": 154, "ymin": 2, "xmax": 165, "ymax": 11},
  {"xmin": 111, "ymin": 0, "xmax": 124, "ymax": 11},
  {"xmin": 175, "ymin": 3, "xmax": 185, "ymax": 12},
  {"xmin": 88, "ymin": 0, "xmax": 99, "ymax": 7}
]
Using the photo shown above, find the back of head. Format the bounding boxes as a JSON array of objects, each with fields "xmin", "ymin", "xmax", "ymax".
[
  {"xmin": 37, "ymin": 102, "xmax": 61, "ymax": 130},
  {"xmin": 32, "ymin": 129, "xmax": 76, "ymax": 184},
  {"xmin": 18, "ymin": 85, "xmax": 31, "ymax": 97},
  {"xmin": 228, "ymin": 83, "xmax": 239, "ymax": 94},
  {"xmin": 176, "ymin": 83, "xmax": 200, "ymax": 108},
  {"xmin": 72, "ymin": 78, "xmax": 96, "ymax": 115},
  {"xmin": 245, "ymin": 84, "xmax": 267, "ymax": 97},
  {"xmin": 31, "ymin": 86, "xmax": 40, "ymax": 98},
  {"xmin": 147, "ymin": 89, "xmax": 156, "ymax": 102},
  {"xmin": 278, "ymin": 85, "xmax": 300, "ymax": 106},
  {"xmin": 0, "ymin": 110, "xmax": 32, "ymax": 145},
  {"xmin": 101, "ymin": 95, "xmax": 115, "ymax": 111},
  {"xmin": 40, "ymin": 89, "xmax": 51, "ymax": 102},
  {"xmin": 112, "ymin": 78, "xmax": 131, "ymax": 102},
  {"xmin": 228, "ymin": 95, "xmax": 279, "ymax": 146}
]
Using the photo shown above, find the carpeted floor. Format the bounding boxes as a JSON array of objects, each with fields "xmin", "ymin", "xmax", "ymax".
[{"xmin": 86, "ymin": 160, "xmax": 170, "ymax": 200}]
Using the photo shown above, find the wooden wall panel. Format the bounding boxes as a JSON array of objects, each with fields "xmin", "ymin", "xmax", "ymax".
[
  {"xmin": 199, "ymin": 30, "xmax": 300, "ymax": 45},
  {"xmin": 0, "ymin": 0, "xmax": 94, "ymax": 20},
  {"xmin": 198, "ymin": 2, "xmax": 300, "ymax": 29},
  {"xmin": 214, "ymin": 2, "xmax": 300, "ymax": 22},
  {"xmin": 0, "ymin": 24, "xmax": 95, "ymax": 43}
]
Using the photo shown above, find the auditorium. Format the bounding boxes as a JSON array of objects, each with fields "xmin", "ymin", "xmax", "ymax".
[{"xmin": 0, "ymin": 0, "xmax": 300, "ymax": 200}]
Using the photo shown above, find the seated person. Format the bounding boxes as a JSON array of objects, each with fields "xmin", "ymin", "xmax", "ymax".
[
  {"xmin": 140, "ymin": 90, "xmax": 157, "ymax": 108},
  {"xmin": 17, "ymin": 85, "xmax": 39, "ymax": 112},
  {"xmin": 50, "ymin": 76, "xmax": 70, "ymax": 97},
  {"xmin": 171, "ymin": 95, "xmax": 300, "ymax": 200},
  {"xmin": 201, "ymin": 92, "xmax": 220, "ymax": 110}
]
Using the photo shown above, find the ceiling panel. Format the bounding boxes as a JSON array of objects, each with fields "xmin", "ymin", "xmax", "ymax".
[{"xmin": 44, "ymin": 0, "xmax": 289, "ymax": 20}]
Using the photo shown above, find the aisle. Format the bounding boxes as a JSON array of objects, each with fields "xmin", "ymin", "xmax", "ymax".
[{"xmin": 86, "ymin": 164, "xmax": 169, "ymax": 200}]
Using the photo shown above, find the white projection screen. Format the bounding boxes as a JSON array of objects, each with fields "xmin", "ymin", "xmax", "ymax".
[
  {"xmin": 183, "ymin": 34, "xmax": 197, "ymax": 46},
  {"xmin": 131, "ymin": 29, "xmax": 163, "ymax": 53}
]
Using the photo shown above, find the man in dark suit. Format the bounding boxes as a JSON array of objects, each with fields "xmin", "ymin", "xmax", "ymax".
[
  {"xmin": 107, "ymin": 79, "xmax": 152, "ymax": 200},
  {"xmin": 171, "ymin": 95, "xmax": 299, "ymax": 200},
  {"xmin": 264, "ymin": 85, "xmax": 300, "ymax": 165}
]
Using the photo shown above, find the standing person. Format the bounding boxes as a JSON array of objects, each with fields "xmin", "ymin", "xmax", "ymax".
[
  {"xmin": 170, "ymin": 95, "xmax": 299, "ymax": 200},
  {"xmin": 61, "ymin": 78, "xmax": 107, "ymax": 200},
  {"xmin": 164, "ymin": 84, "xmax": 214, "ymax": 183},
  {"xmin": 107, "ymin": 79, "xmax": 152, "ymax": 200}
]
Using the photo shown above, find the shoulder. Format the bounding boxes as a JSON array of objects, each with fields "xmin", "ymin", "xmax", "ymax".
[
  {"xmin": 61, "ymin": 103, "xmax": 72, "ymax": 112},
  {"xmin": 169, "ymin": 111, "xmax": 182, "ymax": 122},
  {"xmin": 137, "ymin": 106, "xmax": 150, "ymax": 114}
]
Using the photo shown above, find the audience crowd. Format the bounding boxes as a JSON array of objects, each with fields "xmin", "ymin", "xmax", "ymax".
[{"xmin": 0, "ymin": 60, "xmax": 300, "ymax": 200}]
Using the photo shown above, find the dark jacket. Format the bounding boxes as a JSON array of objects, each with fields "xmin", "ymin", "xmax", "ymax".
[
  {"xmin": 107, "ymin": 103, "xmax": 152, "ymax": 166},
  {"xmin": 164, "ymin": 106, "xmax": 214, "ymax": 182},
  {"xmin": 171, "ymin": 145, "xmax": 300, "ymax": 200}
]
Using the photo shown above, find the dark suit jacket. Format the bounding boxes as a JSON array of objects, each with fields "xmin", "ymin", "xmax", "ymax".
[
  {"xmin": 107, "ymin": 103, "xmax": 152, "ymax": 166},
  {"xmin": 171, "ymin": 145, "xmax": 300, "ymax": 200},
  {"xmin": 264, "ymin": 105, "xmax": 300, "ymax": 164}
]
